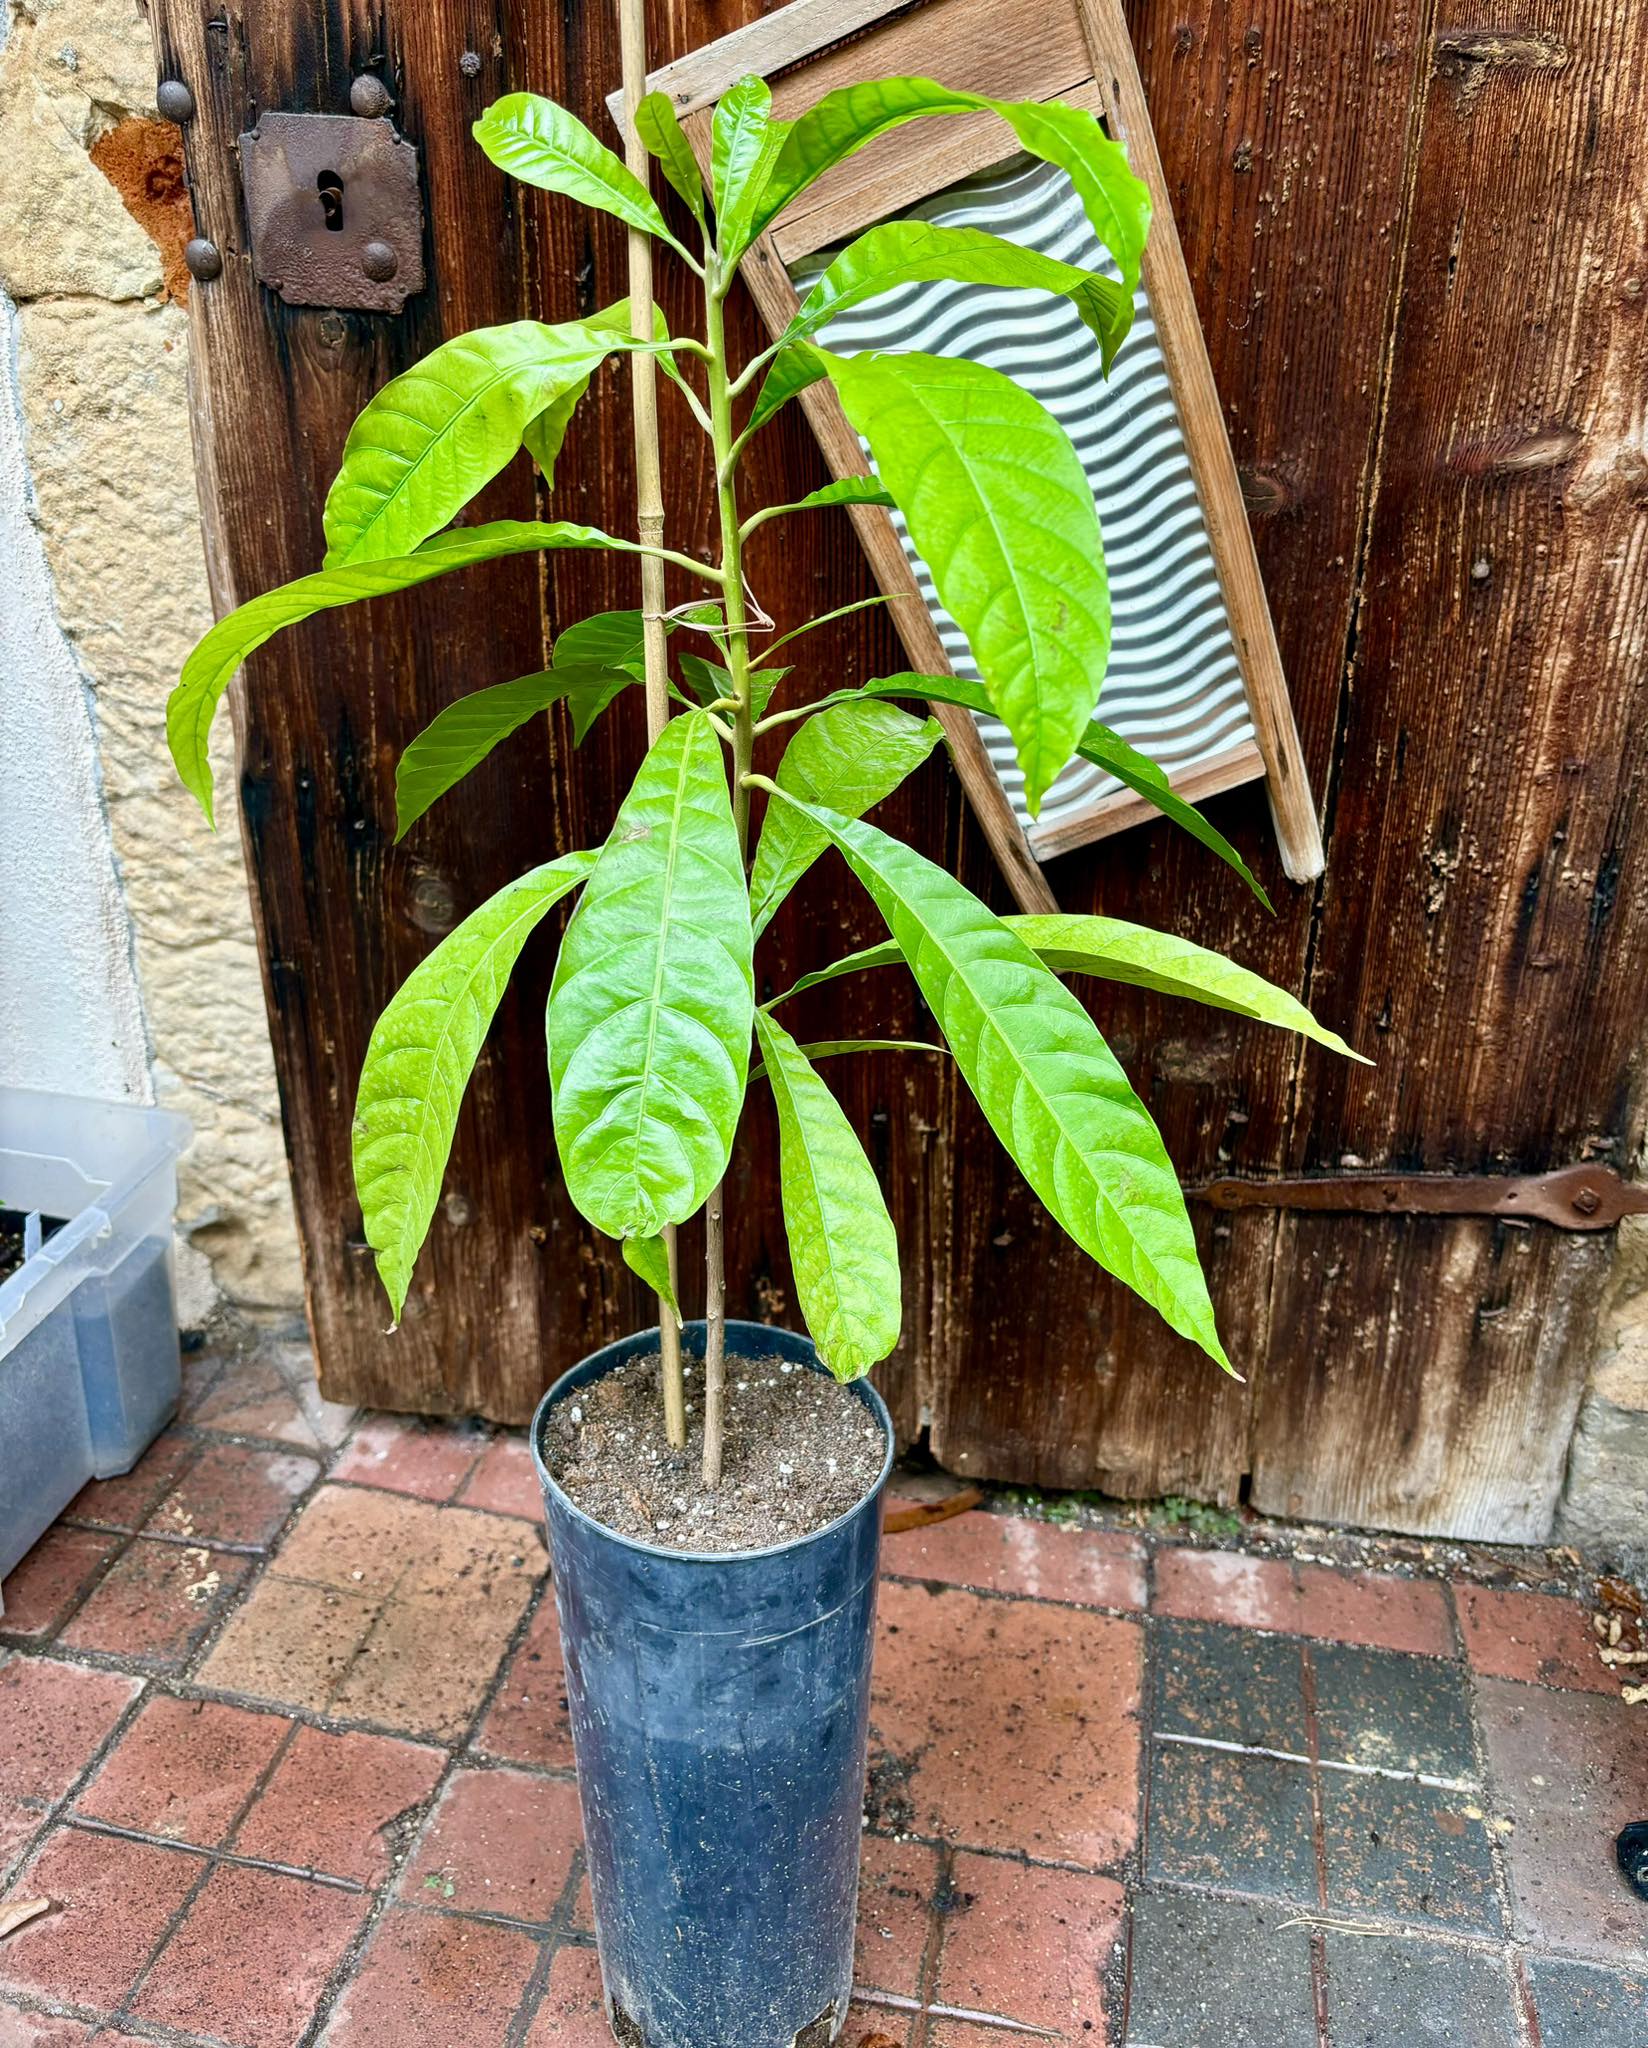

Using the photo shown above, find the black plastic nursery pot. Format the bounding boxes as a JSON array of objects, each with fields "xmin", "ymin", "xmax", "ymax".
[{"xmin": 531, "ymin": 1318, "xmax": 894, "ymax": 2048}]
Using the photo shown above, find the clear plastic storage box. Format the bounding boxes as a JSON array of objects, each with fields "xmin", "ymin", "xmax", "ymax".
[{"xmin": 0, "ymin": 1087, "xmax": 190, "ymax": 1597}]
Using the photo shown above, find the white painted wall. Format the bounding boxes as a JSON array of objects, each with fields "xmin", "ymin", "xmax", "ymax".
[{"xmin": 0, "ymin": 287, "xmax": 150, "ymax": 1105}]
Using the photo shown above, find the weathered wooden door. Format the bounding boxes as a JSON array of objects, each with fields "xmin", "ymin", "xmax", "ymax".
[{"xmin": 155, "ymin": 0, "xmax": 1648, "ymax": 1540}]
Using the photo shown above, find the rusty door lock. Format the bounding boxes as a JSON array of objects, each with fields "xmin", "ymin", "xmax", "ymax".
[{"xmin": 239, "ymin": 111, "xmax": 424, "ymax": 313}]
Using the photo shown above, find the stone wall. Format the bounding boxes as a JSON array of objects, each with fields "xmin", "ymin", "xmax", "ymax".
[
  {"xmin": 1559, "ymin": 1215, "xmax": 1648, "ymax": 1568},
  {"xmin": 0, "ymin": 0, "xmax": 300, "ymax": 1310}
]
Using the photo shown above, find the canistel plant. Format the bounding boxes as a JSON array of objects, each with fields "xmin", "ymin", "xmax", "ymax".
[{"xmin": 168, "ymin": 75, "xmax": 1361, "ymax": 1489}]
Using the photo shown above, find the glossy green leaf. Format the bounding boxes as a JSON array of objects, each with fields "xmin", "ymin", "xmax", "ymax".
[
  {"xmin": 621, "ymin": 1232, "xmax": 682, "ymax": 1324},
  {"xmin": 786, "ymin": 672, "xmax": 1269, "ymax": 907},
  {"xmin": 635, "ymin": 90, "xmax": 707, "ymax": 227},
  {"xmin": 754, "ymin": 1010, "xmax": 900, "ymax": 1380},
  {"xmin": 784, "ymin": 220, "xmax": 1132, "ymax": 369},
  {"xmin": 711, "ymin": 75, "xmax": 793, "ymax": 265},
  {"xmin": 546, "ymin": 711, "xmax": 754, "ymax": 1238},
  {"xmin": 474, "ymin": 93, "xmax": 680, "ymax": 248},
  {"xmin": 825, "ymin": 349, "xmax": 1110, "ymax": 817},
  {"xmin": 754, "ymin": 80, "xmax": 1149, "ymax": 293},
  {"xmin": 748, "ymin": 476, "xmax": 896, "ymax": 528},
  {"xmin": 759, "ymin": 789, "xmax": 1229, "ymax": 1369},
  {"xmin": 748, "ymin": 700, "xmax": 942, "ymax": 935},
  {"xmin": 353, "ymin": 851, "xmax": 596, "ymax": 1318},
  {"xmin": 169, "ymin": 521, "xmax": 647, "ymax": 826},
  {"xmin": 394, "ymin": 663, "xmax": 635, "ymax": 838},
  {"xmin": 748, "ymin": 338, "xmax": 827, "ymax": 432},
  {"xmin": 751, "ymin": 1037, "xmax": 945, "ymax": 1082},
  {"xmin": 521, "ymin": 303, "xmax": 670, "ymax": 495},
  {"xmin": 679, "ymin": 653, "xmax": 785, "ymax": 720}
]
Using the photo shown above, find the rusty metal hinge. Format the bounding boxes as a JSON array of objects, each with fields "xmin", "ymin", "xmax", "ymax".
[
  {"xmin": 1191, "ymin": 1164, "xmax": 1648, "ymax": 1231},
  {"xmin": 239, "ymin": 111, "xmax": 424, "ymax": 313}
]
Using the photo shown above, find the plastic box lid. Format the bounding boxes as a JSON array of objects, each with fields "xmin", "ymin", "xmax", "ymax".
[{"xmin": 0, "ymin": 1088, "xmax": 191, "ymax": 1355}]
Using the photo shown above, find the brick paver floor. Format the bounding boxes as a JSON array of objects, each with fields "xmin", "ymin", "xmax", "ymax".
[{"xmin": 1, "ymin": 1320, "xmax": 1645, "ymax": 2046}]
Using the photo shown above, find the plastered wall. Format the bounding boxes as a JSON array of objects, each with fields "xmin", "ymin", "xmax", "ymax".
[{"xmin": 0, "ymin": 0, "xmax": 300, "ymax": 1311}]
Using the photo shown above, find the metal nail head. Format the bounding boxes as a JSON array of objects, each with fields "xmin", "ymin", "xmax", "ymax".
[
  {"xmin": 349, "ymin": 72, "xmax": 392, "ymax": 118},
  {"xmin": 156, "ymin": 78, "xmax": 194, "ymax": 123},
  {"xmin": 360, "ymin": 239, "xmax": 399, "ymax": 282},
  {"xmin": 458, "ymin": 50, "xmax": 482, "ymax": 77},
  {"xmin": 183, "ymin": 237, "xmax": 222, "ymax": 281}
]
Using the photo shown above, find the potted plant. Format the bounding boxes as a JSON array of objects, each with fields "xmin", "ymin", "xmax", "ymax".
[{"xmin": 168, "ymin": 70, "xmax": 1361, "ymax": 2048}]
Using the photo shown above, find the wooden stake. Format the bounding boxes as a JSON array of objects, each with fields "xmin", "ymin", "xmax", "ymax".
[{"xmin": 618, "ymin": 0, "xmax": 686, "ymax": 1450}]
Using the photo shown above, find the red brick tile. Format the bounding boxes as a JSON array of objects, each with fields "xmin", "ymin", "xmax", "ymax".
[
  {"xmin": 318, "ymin": 1907, "xmax": 537, "ymax": 2048},
  {"xmin": 1153, "ymin": 1548, "xmax": 1451, "ymax": 1655},
  {"xmin": 59, "ymin": 1538, "xmax": 252, "ymax": 1671},
  {"xmin": 135, "ymin": 1863, "xmax": 369, "ymax": 2046},
  {"xmin": 870, "ymin": 1582, "xmax": 1141, "ymax": 1868},
  {"xmin": 0, "ymin": 1527, "xmax": 122, "ymax": 1640},
  {"xmin": 146, "ymin": 1441, "xmax": 319, "ymax": 1550},
  {"xmin": 923, "ymin": 2024, "xmax": 1030, "ymax": 2047},
  {"xmin": 935, "ymin": 1854, "xmax": 1123, "ymax": 2039},
  {"xmin": 65, "ymin": 1432, "xmax": 195, "ymax": 1531},
  {"xmin": 333, "ymin": 1418, "xmax": 486, "ymax": 1502},
  {"xmin": 190, "ymin": 1358, "xmax": 321, "ymax": 1449},
  {"xmin": 198, "ymin": 1576, "xmax": 380, "ymax": 1717},
  {"xmin": 855, "ymin": 1837, "xmax": 937, "ymax": 1997},
  {"xmin": 570, "ymin": 1868, "xmax": 593, "ymax": 1933},
  {"xmin": 458, "ymin": 1437, "xmax": 543, "ymax": 1522},
  {"xmin": 884, "ymin": 1511, "xmax": 1145, "ymax": 1611},
  {"xmin": 523, "ymin": 1946, "xmax": 609, "ymax": 2048},
  {"xmin": 77, "ymin": 1695, "xmax": 288, "ymax": 1847},
  {"xmin": 235, "ymin": 1726, "xmax": 445, "ymax": 1885},
  {"xmin": 0, "ymin": 1657, "xmax": 141, "ymax": 1808},
  {"xmin": 475, "ymin": 1602, "xmax": 572, "ymax": 1768},
  {"xmin": 0, "ymin": 2005, "xmax": 98, "ymax": 2045},
  {"xmin": 0, "ymin": 1827, "xmax": 201, "ymax": 2008},
  {"xmin": 399, "ymin": 1767, "xmax": 580, "ymax": 1924},
  {"xmin": 842, "ymin": 2007, "xmax": 912, "ymax": 2048},
  {"xmin": 0, "ymin": 1799, "xmax": 41, "ymax": 1872},
  {"xmin": 1476, "ymin": 1676, "xmax": 1648, "ymax": 1962},
  {"xmin": 1455, "ymin": 1586, "xmax": 1613, "ymax": 1693}
]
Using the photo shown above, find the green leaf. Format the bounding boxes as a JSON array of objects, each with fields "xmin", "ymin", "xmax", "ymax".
[
  {"xmin": 354, "ymin": 851, "xmax": 596, "ymax": 1318},
  {"xmin": 323, "ymin": 313, "xmax": 651, "ymax": 567},
  {"xmin": 754, "ymin": 1010, "xmax": 900, "ymax": 1380},
  {"xmin": 474, "ymin": 93, "xmax": 681, "ymax": 249},
  {"xmin": 546, "ymin": 711, "xmax": 754, "ymax": 1238},
  {"xmin": 169, "ymin": 521, "xmax": 648, "ymax": 826},
  {"xmin": 825, "ymin": 349, "xmax": 1110, "ymax": 818},
  {"xmin": 711, "ymin": 76, "xmax": 794, "ymax": 265},
  {"xmin": 783, "ymin": 220, "xmax": 1133, "ymax": 369},
  {"xmin": 753, "ymin": 79, "xmax": 1149, "ymax": 295},
  {"xmin": 751, "ymin": 1036, "xmax": 946, "ymax": 1082},
  {"xmin": 679, "ymin": 653, "xmax": 786, "ymax": 720},
  {"xmin": 634, "ymin": 91, "xmax": 708, "ymax": 227},
  {"xmin": 621, "ymin": 1232, "xmax": 682, "ymax": 1324},
  {"xmin": 748, "ymin": 338, "xmax": 827, "ymax": 432},
  {"xmin": 520, "ymin": 302, "xmax": 669, "ymax": 495},
  {"xmin": 748, "ymin": 476, "xmax": 897, "ymax": 528},
  {"xmin": 760, "ymin": 789, "xmax": 1229, "ymax": 1369},
  {"xmin": 748, "ymin": 700, "xmax": 942, "ymax": 935},
  {"xmin": 394, "ymin": 663, "xmax": 635, "ymax": 838}
]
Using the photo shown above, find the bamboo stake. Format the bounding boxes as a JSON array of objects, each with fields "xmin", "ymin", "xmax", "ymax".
[{"xmin": 617, "ymin": 0, "xmax": 686, "ymax": 1451}]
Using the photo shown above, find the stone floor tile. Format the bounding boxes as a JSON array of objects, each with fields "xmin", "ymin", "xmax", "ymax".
[
  {"xmin": 1310, "ymin": 1643, "xmax": 1478, "ymax": 1779},
  {"xmin": 0, "ymin": 1828, "xmax": 202, "ymax": 2009},
  {"xmin": 133, "ymin": 1863, "xmax": 370, "ymax": 2046},
  {"xmin": 1153, "ymin": 1617, "xmax": 1308, "ymax": 1752},
  {"xmin": 1146, "ymin": 1743, "xmax": 1318, "ymax": 1902},
  {"xmin": 317, "ymin": 1906, "xmax": 538, "ymax": 2048},
  {"xmin": 1474, "ymin": 1676, "xmax": 1648, "ymax": 1962},
  {"xmin": 1455, "ymin": 1587, "xmax": 1614, "ymax": 1694},
  {"xmin": 474, "ymin": 1600, "xmax": 572, "ymax": 1769},
  {"xmin": 1153, "ymin": 1549, "xmax": 1451, "ymax": 1655},
  {"xmin": 189, "ymin": 1357, "xmax": 323, "ymax": 1449},
  {"xmin": 1319, "ymin": 1770, "xmax": 1502, "ymax": 1934},
  {"xmin": 198, "ymin": 1576, "xmax": 380, "ymax": 1716},
  {"xmin": 936, "ymin": 1852, "xmax": 1123, "ymax": 2038},
  {"xmin": 273, "ymin": 1486, "xmax": 438, "ymax": 1598},
  {"xmin": 235, "ymin": 1725, "xmax": 445, "ymax": 1886},
  {"xmin": 64, "ymin": 1432, "xmax": 195, "ymax": 1532},
  {"xmin": 522, "ymin": 1944, "xmax": 610, "ymax": 2048},
  {"xmin": 0, "ymin": 1657, "xmax": 141, "ymax": 1812},
  {"xmin": 332, "ymin": 1418, "xmax": 488, "ymax": 1503},
  {"xmin": 1124, "ymin": 1890, "xmax": 1319, "ymax": 2048},
  {"xmin": 855, "ymin": 1836, "xmax": 938, "ymax": 1998},
  {"xmin": 76, "ymin": 1694, "xmax": 289, "ymax": 1847},
  {"xmin": 1152, "ymin": 1549, "xmax": 1300, "ymax": 1633},
  {"xmin": 145, "ymin": 1441, "xmax": 319, "ymax": 1551},
  {"xmin": 1526, "ymin": 1954, "xmax": 1648, "ymax": 2046},
  {"xmin": 58, "ymin": 1538, "xmax": 252, "ymax": 1671},
  {"xmin": 458, "ymin": 1437, "xmax": 544, "ymax": 1522},
  {"xmin": 1321, "ymin": 1930, "xmax": 1520, "ymax": 2046},
  {"xmin": 399, "ymin": 1766, "xmax": 581, "ymax": 1924},
  {"xmin": 884, "ymin": 1511, "xmax": 1146, "ymax": 1610},
  {"xmin": 869, "ymin": 1581, "xmax": 1141, "ymax": 1868},
  {"xmin": 0, "ymin": 1526, "xmax": 121, "ymax": 1639}
]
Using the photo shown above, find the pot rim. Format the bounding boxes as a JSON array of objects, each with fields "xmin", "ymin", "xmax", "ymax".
[{"xmin": 529, "ymin": 1319, "xmax": 895, "ymax": 1567}]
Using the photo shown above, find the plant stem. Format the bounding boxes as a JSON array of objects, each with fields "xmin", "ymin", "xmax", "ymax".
[
  {"xmin": 700, "ymin": 259, "xmax": 756, "ymax": 1490},
  {"xmin": 617, "ymin": 0, "xmax": 685, "ymax": 1451}
]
